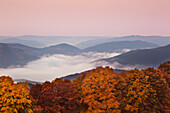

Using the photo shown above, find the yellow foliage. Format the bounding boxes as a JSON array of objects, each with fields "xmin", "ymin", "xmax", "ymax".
[
  {"xmin": 74, "ymin": 67, "xmax": 120, "ymax": 113},
  {"xmin": 0, "ymin": 76, "xmax": 33, "ymax": 113}
]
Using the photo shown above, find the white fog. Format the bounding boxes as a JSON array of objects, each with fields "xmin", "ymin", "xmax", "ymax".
[{"xmin": 0, "ymin": 52, "xmax": 122, "ymax": 82}]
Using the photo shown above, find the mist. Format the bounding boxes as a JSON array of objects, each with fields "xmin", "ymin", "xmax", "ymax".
[{"xmin": 0, "ymin": 52, "xmax": 121, "ymax": 82}]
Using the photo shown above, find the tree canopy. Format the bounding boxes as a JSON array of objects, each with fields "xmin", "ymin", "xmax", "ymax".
[
  {"xmin": 30, "ymin": 78, "xmax": 80, "ymax": 113},
  {"xmin": 0, "ymin": 61, "xmax": 169, "ymax": 113},
  {"xmin": 0, "ymin": 76, "xmax": 33, "ymax": 113}
]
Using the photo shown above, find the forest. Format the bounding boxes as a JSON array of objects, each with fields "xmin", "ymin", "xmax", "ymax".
[{"xmin": 0, "ymin": 61, "xmax": 169, "ymax": 113}]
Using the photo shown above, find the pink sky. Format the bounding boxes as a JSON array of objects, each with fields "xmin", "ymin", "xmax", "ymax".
[{"xmin": 0, "ymin": 0, "xmax": 170, "ymax": 36}]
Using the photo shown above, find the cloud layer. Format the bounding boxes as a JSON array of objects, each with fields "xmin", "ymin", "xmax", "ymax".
[{"xmin": 0, "ymin": 52, "xmax": 120, "ymax": 82}]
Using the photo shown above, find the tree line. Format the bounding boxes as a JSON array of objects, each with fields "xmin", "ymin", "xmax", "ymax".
[{"xmin": 0, "ymin": 61, "xmax": 169, "ymax": 113}]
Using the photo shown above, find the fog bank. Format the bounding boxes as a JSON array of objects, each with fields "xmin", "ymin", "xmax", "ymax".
[{"xmin": 0, "ymin": 52, "xmax": 120, "ymax": 82}]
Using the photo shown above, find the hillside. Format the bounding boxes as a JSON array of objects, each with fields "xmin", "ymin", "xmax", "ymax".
[
  {"xmin": 41, "ymin": 43, "xmax": 81, "ymax": 55},
  {"xmin": 83, "ymin": 40, "xmax": 158, "ymax": 53},
  {"xmin": 0, "ymin": 38, "xmax": 44, "ymax": 48},
  {"xmin": 77, "ymin": 35, "xmax": 170, "ymax": 48},
  {"xmin": 0, "ymin": 41, "xmax": 166, "ymax": 68},
  {"xmin": 0, "ymin": 35, "xmax": 105, "ymax": 48},
  {"xmin": 98, "ymin": 44, "xmax": 170, "ymax": 67},
  {"xmin": 0, "ymin": 43, "xmax": 40, "ymax": 68},
  {"xmin": 61, "ymin": 69, "xmax": 126, "ymax": 81},
  {"xmin": 0, "ymin": 43, "xmax": 81, "ymax": 68}
]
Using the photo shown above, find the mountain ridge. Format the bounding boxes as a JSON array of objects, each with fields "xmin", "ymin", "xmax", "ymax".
[
  {"xmin": 77, "ymin": 35, "xmax": 170, "ymax": 48},
  {"xmin": 0, "ymin": 40, "xmax": 162, "ymax": 68},
  {"xmin": 0, "ymin": 43, "xmax": 80, "ymax": 68},
  {"xmin": 97, "ymin": 44, "xmax": 170, "ymax": 68},
  {"xmin": 83, "ymin": 40, "xmax": 158, "ymax": 53}
]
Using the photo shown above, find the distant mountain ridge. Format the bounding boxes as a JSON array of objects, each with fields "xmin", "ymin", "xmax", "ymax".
[
  {"xmin": 0, "ymin": 43, "xmax": 81, "ymax": 68},
  {"xmin": 0, "ymin": 38, "xmax": 44, "ymax": 48},
  {"xmin": 83, "ymin": 40, "xmax": 158, "ymax": 53},
  {"xmin": 97, "ymin": 44, "xmax": 170, "ymax": 68},
  {"xmin": 1, "ymin": 35, "xmax": 169, "ymax": 49},
  {"xmin": 0, "ymin": 35, "xmax": 107, "ymax": 48},
  {"xmin": 0, "ymin": 43, "xmax": 40, "ymax": 68},
  {"xmin": 0, "ymin": 40, "xmax": 160, "ymax": 68},
  {"xmin": 14, "ymin": 79, "xmax": 42, "ymax": 88},
  {"xmin": 14, "ymin": 79, "xmax": 42, "ymax": 84},
  {"xmin": 77, "ymin": 35, "xmax": 170, "ymax": 48},
  {"xmin": 42, "ymin": 43, "xmax": 81, "ymax": 55}
]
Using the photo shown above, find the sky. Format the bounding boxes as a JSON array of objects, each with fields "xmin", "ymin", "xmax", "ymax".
[{"xmin": 0, "ymin": 0, "xmax": 170, "ymax": 36}]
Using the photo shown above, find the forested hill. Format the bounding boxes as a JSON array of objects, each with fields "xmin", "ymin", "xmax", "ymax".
[
  {"xmin": 0, "ymin": 40, "xmax": 158, "ymax": 68},
  {"xmin": 83, "ymin": 40, "xmax": 158, "ymax": 53},
  {"xmin": 98, "ymin": 44, "xmax": 170, "ymax": 67},
  {"xmin": 61, "ymin": 69, "xmax": 126, "ymax": 81},
  {"xmin": 0, "ymin": 61, "xmax": 169, "ymax": 112},
  {"xmin": 0, "ymin": 43, "xmax": 80, "ymax": 68}
]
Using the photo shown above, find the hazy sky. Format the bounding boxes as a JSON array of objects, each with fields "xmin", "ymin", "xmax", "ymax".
[{"xmin": 0, "ymin": 0, "xmax": 170, "ymax": 36}]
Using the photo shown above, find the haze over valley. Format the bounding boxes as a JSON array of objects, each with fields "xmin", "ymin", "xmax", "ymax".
[{"xmin": 0, "ymin": 35, "xmax": 169, "ymax": 82}]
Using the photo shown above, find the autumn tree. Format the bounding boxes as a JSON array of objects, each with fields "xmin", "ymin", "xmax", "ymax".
[
  {"xmin": 74, "ymin": 66, "xmax": 121, "ymax": 113},
  {"xmin": 158, "ymin": 61, "xmax": 170, "ymax": 112},
  {"xmin": 30, "ymin": 78, "xmax": 80, "ymax": 113},
  {"xmin": 115, "ymin": 68, "xmax": 169, "ymax": 113},
  {"xmin": 158, "ymin": 61, "xmax": 170, "ymax": 86},
  {"xmin": 30, "ymin": 84, "xmax": 41, "ymax": 101},
  {"xmin": 0, "ymin": 76, "xmax": 33, "ymax": 113},
  {"xmin": 17, "ymin": 81, "xmax": 30, "ymax": 90},
  {"xmin": 29, "ymin": 83, "xmax": 43, "ymax": 112}
]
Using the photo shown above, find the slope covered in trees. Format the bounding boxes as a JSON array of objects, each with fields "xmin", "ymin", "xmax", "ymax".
[
  {"xmin": 0, "ymin": 61, "xmax": 169, "ymax": 113},
  {"xmin": 0, "ymin": 43, "xmax": 81, "ymax": 68},
  {"xmin": 0, "ymin": 40, "xmax": 159, "ymax": 68},
  {"xmin": 83, "ymin": 40, "xmax": 158, "ymax": 53},
  {"xmin": 98, "ymin": 44, "xmax": 170, "ymax": 67},
  {"xmin": 30, "ymin": 78, "xmax": 80, "ymax": 113},
  {"xmin": 73, "ymin": 65, "xmax": 169, "ymax": 113}
]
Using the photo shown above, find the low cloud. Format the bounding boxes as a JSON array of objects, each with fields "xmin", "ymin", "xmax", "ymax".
[
  {"xmin": 94, "ymin": 60, "xmax": 145, "ymax": 70},
  {"xmin": 0, "ymin": 52, "xmax": 121, "ymax": 82}
]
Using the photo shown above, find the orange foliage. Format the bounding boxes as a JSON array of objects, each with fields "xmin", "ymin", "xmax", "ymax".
[
  {"xmin": 74, "ymin": 66, "xmax": 121, "ymax": 113},
  {"xmin": 30, "ymin": 78, "xmax": 80, "ymax": 113},
  {"xmin": 0, "ymin": 76, "xmax": 33, "ymax": 113},
  {"xmin": 115, "ymin": 68, "xmax": 169, "ymax": 113},
  {"xmin": 1, "ymin": 61, "xmax": 169, "ymax": 113}
]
